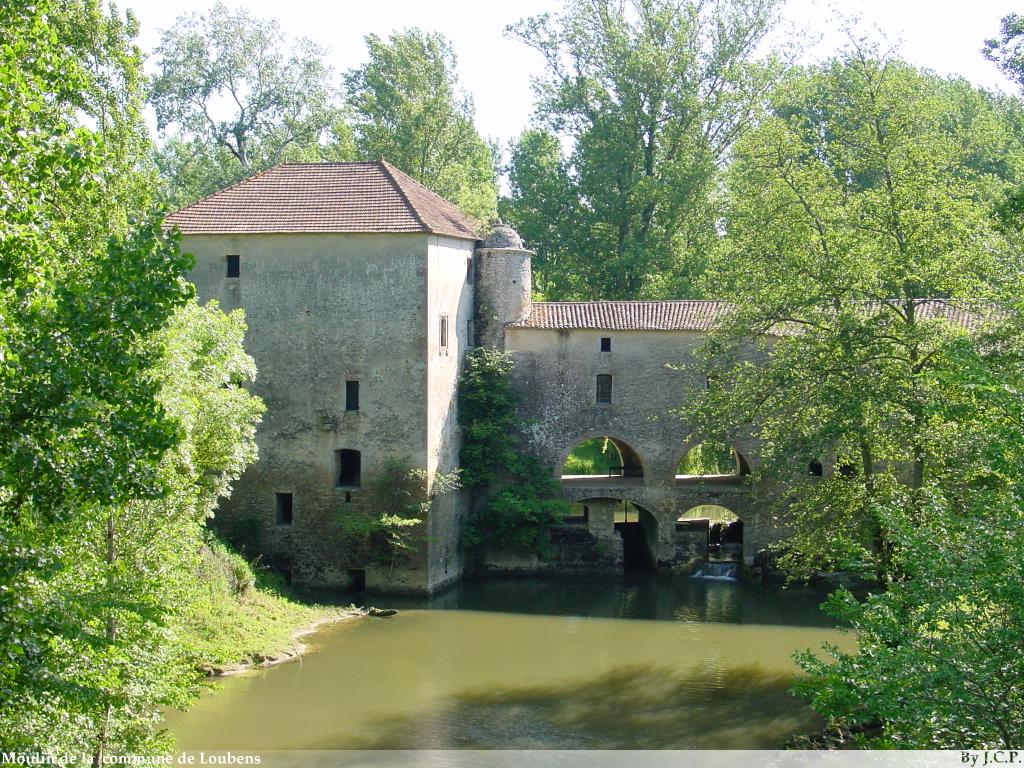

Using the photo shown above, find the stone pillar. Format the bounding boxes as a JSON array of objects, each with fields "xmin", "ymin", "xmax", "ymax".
[{"xmin": 474, "ymin": 220, "xmax": 532, "ymax": 349}]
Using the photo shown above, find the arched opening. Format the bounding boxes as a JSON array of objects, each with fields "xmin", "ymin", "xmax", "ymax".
[
  {"xmin": 613, "ymin": 500, "xmax": 658, "ymax": 572},
  {"xmin": 675, "ymin": 441, "xmax": 749, "ymax": 485},
  {"xmin": 677, "ymin": 505, "xmax": 743, "ymax": 562},
  {"xmin": 562, "ymin": 436, "xmax": 644, "ymax": 481}
]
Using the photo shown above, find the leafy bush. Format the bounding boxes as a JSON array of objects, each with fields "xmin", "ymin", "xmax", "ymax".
[{"xmin": 458, "ymin": 348, "xmax": 569, "ymax": 558}]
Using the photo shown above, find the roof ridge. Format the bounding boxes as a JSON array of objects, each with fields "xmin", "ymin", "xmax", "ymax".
[{"xmin": 377, "ymin": 159, "xmax": 430, "ymax": 232}]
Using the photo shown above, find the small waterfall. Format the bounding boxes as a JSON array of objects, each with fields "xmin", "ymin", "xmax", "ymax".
[{"xmin": 692, "ymin": 561, "xmax": 738, "ymax": 581}]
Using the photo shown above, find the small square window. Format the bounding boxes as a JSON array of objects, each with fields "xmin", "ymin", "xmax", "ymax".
[
  {"xmin": 596, "ymin": 374, "xmax": 612, "ymax": 404},
  {"xmin": 275, "ymin": 492, "xmax": 293, "ymax": 525},
  {"xmin": 600, "ymin": 337, "xmax": 611, "ymax": 352},
  {"xmin": 226, "ymin": 254, "xmax": 240, "ymax": 278},
  {"xmin": 345, "ymin": 380, "xmax": 359, "ymax": 412}
]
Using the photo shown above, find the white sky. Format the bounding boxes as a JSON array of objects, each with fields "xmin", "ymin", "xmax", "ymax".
[{"xmin": 121, "ymin": 0, "xmax": 1020, "ymax": 150}]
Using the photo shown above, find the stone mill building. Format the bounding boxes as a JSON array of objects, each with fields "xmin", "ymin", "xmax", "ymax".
[{"xmin": 167, "ymin": 160, "xmax": 781, "ymax": 594}]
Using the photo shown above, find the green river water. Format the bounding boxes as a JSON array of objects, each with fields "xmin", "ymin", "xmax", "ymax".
[{"xmin": 164, "ymin": 576, "xmax": 853, "ymax": 750}]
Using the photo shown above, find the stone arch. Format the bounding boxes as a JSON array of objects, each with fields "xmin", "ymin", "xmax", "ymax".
[
  {"xmin": 672, "ymin": 440, "xmax": 751, "ymax": 484},
  {"xmin": 576, "ymin": 496, "xmax": 659, "ymax": 571},
  {"xmin": 677, "ymin": 504, "xmax": 743, "ymax": 562},
  {"xmin": 558, "ymin": 432, "xmax": 648, "ymax": 479}
]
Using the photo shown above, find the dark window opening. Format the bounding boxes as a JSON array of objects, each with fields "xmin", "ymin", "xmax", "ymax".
[
  {"xmin": 226, "ymin": 254, "xmax": 240, "ymax": 278},
  {"xmin": 344, "ymin": 492, "xmax": 352, "ymax": 503},
  {"xmin": 808, "ymin": 460, "xmax": 824, "ymax": 477},
  {"xmin": 600, "ymin": 337, "xmax": 611, "ymax": 352},
  {"xmin": 596, "ymin": 374, "xmax": 612, "ymax": 404},
  {"xmin": 348, "ymin": 568, "xmax": 366, "ymax": 590},
  {"xmin": 336, "ymin": 449, "xmax": 361, "ymax": 487},
  {"xmin": 275, "ymin": 492, "xmax": 293, "ymax": 525},
  {"xmin": 837, "ymin": 462, "xmax": 857, "ymax": 478},
  {"xmin": 345, "ymin": 380, "xmax": 359, "ymax": 411},
  {"xmin": 440, "ymin": 314, "xmax": 449, "ymax": 353}
]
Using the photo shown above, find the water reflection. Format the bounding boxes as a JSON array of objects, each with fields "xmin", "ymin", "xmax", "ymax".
[
  {"xmin": 348, "ymin": 664, "xmax": 821, "ymax": 750},
  {"xmin": 319, "ymin": 574, "xmax": 835, "ymax": 628}
]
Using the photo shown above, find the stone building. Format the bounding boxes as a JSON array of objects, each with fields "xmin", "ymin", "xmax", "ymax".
[{"xmin": 168, "ymin": 160, "xmax": 782, "ymax": 593}]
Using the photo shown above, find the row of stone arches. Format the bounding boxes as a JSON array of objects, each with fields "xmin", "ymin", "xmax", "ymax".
[
  {"xmin": 560, "ymin": 435, "xmax": 751, "ymax": 485},
  {"xmin": 567, "ymin": 497, "xmax": 745, "ymax": 572}
]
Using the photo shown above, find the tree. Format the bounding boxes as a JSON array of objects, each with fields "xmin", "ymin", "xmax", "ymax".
[
  {"xmin": 0, "ymin": 0, "xmax": 263, "ymax": 754},
  {"xmin": 794, "ymin": 326, "xmax": 1024, "ymax": 747},
  {"xmin": 503, "ymin": 0, "xmax": 785, "ymax": 299},
  {"xmin": 150, "ymin": 2, "xmax": 351, "ymax": 206},
  {"xmin": 2, "ymin": 300, "xmax": 265, "ymax": 754},
  {"xmin": 345, "ymin": 28, "xmax": 498, "ymax": 223},
  {"xmin": 1, "ymin": 0, "xmax": 190, "ymax": 706},
  {"xmin": 678, "ymin": 45, "xmax": 1024, "ymax": 746}
]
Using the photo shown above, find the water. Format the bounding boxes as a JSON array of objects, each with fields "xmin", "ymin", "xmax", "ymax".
[
  {"xmin": 692, "ymin": 562, "xmax": 738, "ymax": 580},
  {"xmin": 164, "ymin": 576, "xmax": 850, "ymax": 750}
]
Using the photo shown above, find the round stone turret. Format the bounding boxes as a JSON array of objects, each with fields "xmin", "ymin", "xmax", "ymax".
[
  {"xmin": 474, "ymin": 220, "xmax": 533, "ymax": 349},
  {"xmin": 482, "ymin": 220, "xmax": 524, "ymax": 250}
]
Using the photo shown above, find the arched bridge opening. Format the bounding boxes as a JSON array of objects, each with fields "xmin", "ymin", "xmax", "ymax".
[
  {"xmin": 561, "ymin": 436, "xmax": 645, "ymax": 489},
  {"xmin": 573, "ymin": 496, "xmax": 658, "ymax": 573},
  {"xmin": 675, "ymin": 441, "xmax": 750, "ymax": 486},
  {"xmin": 677, "ymin": 504, "xmax": 743, "ymax": 564}
]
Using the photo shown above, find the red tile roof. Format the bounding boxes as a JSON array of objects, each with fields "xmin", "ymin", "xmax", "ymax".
[
  {"xmin": 164, "ymin": 160, "xmax": 480, "ymax": 240},
  {"xmin": 507, "ymin": 301, "xmax": 731, "ymax": 330},
  {"xmin": 508, "ymin": 299, "xmax": 991, "ymax": 331}
]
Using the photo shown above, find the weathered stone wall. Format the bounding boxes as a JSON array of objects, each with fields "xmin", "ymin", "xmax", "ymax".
[
  {"xmin": 185, "ymin": 232, "xmax": 439, "ymax": 590},
  {"xmin": 504, "ymin": 326, "xmax": 780, "ymax": 565},
  {"xmin": 424, "ymin": 235, "xmax": 476, "ymax": 591},
  {"xmin": 474, "ymin": 247, "xmax": 531, "ymax": 349}
]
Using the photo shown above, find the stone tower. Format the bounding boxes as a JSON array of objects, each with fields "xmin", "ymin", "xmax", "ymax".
[{"xmin": 474, "ymin": 220, "xmax": 532, "ymax": 349}]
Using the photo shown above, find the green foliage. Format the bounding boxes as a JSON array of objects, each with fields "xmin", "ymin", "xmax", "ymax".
[
  {"xmin": 795, "ymin": 493, "xmax": 1024, "ymax": 748},
  {"xmin": 676, "ymin": 442, "xmax": 736, "ymax": 476},
  {"xmin": 172, "ymin": 539, "xmax": 327, "ymax": 670},
  {"xmin": 677, "ymin": 41, "xmax": 1024, "ymax": 747},
  {"xmin": 503, "ymin": 0, "xmax": 785, "ymax": 299},
  {"xmin": 458, "ymin": 348, "xmax": 568, "ymax": 557},
  {"xmin": 683, "ymin": 46, "xmax": 1024, "ymax": 579},
  {"xmin": 340, "ymin": 457, "xmax": 460, "ymax": 569},
  {"xmin": 150, "ymin": 1, "xmax": 351, "ymax": 206},
  {"xmin": 0, "ymin": 2, "xmax": 197, "ymax": 751},
  {"xmin": 345, "ymin": 28, "xmax": 497, "ymax": 223}
]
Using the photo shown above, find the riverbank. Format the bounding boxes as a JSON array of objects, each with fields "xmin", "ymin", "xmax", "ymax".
[{"xmin": 173, "ymin": 542, "xmax": 363, "ymax": 677}]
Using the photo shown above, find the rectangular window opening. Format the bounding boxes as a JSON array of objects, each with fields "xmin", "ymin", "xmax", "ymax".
[
  {"xmin": 596, "ymin": 374, "xmax": 613, "ymax": 404},
  {"xmin": 345, "ymin": 380, "xmax": 360, "ymax": 412},
  {"xmin": 275, "ymin": 492, "xmax": 293, "ymax": 526},
  {"xmin": 600, "ymin": 337, "xmax": 611, "ymax": 352},
  {"xmin": 226, "ymin": 254, "xmax": 240, "ymax": 278},
  {"xmin": 335, "ymin": 449, "xmax": 361, "ymax": 487},
  {"xmin": 440, "ymin": 314, "xmax": 449, "ymax": 354}
]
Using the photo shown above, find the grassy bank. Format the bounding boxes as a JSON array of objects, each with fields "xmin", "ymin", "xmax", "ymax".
[{"xmin": 174, "ymin": 540, "xmax": 354, "ymax": 673}]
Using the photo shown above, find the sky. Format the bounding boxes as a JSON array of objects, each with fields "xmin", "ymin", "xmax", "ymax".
[{"xmin": 120, "ymin": 0, "xmax": 1020, "ymax": 150}]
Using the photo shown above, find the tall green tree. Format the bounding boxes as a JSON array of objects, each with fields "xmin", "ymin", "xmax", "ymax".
[
  {"xmin": 503, "ymin": 0, "xmax": 785, "ymax": 299},
  {"xmin": 0, "ymin": 0, "xmax": 264, "ymax": 755},
  {"xmin": 345, "ymin": 28, "xmax": 497, "ymax": 223},
  {"xmin": 2, "ymin": 300, "xmax": 265, "ymax": 754},
  {"xmin": 679, "ymin": 46, "xmax": 1024, "ymax": 746},
  {"xmin": 1, "ymin": 0, "xmax": 193, "ymax": 751},
  {"xmin": 150, "ymin": 2, "xmax": 352, "ymax": 207}
]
